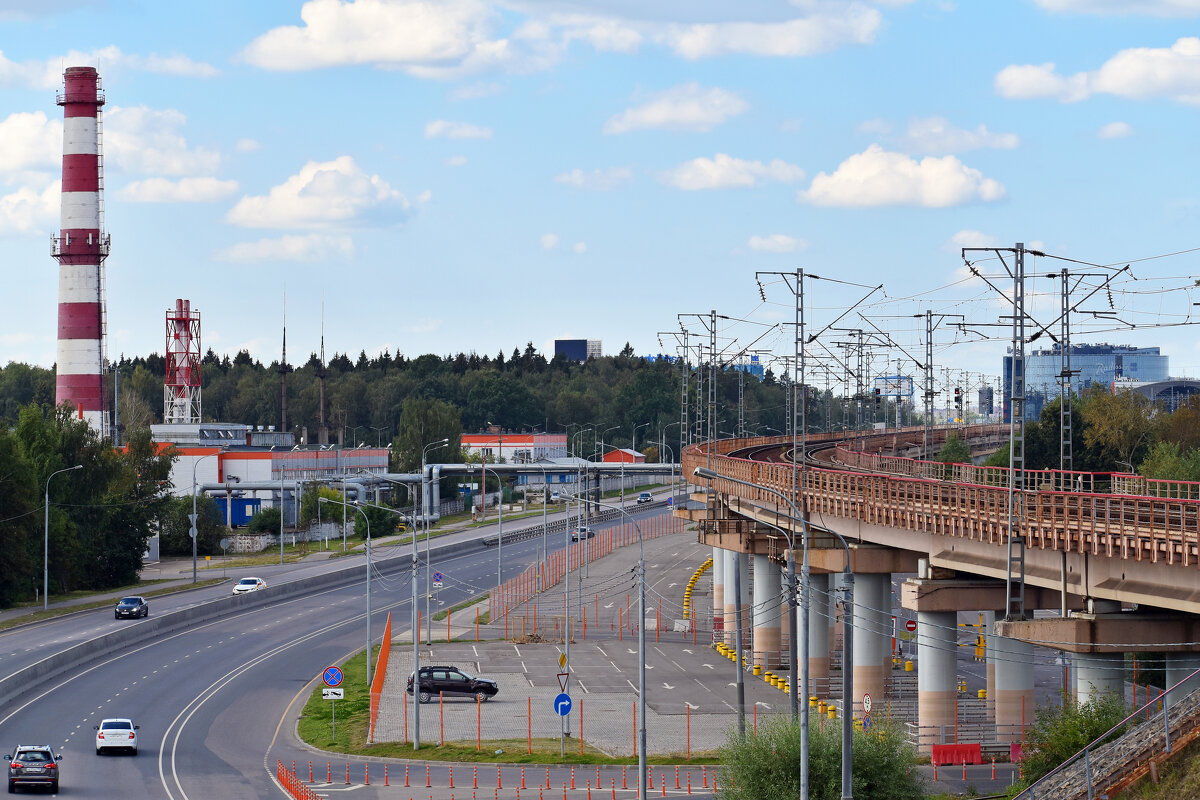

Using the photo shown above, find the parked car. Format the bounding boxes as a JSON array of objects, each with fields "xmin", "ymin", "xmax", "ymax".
[
  {"xmin": 114, "ymin": 596, "xmax": 148, "ymax": 619},
  {"xmin": 6, "ymin": 744, "xmax": 61, "ymax": 792},
  {"xmin": 549, "ymin": 491, "xmax": 561, "ymax": 503},
  {"xmin": 570, "ymin": 527, "xmax": 594, "ymax": 542},
  {"xmin": 232, "ymin": 577, "xmax": 266, "ymax": 595},
  {"xmin": 406, "ymin": 666, "xmax": 499, "ymax": 703},
  {"xmin": 94, "ymin": 718, "xmax": 138, "ymax": 756},
  {"xmin": 636, "ymin": 492, "xmax": 653, "ymax": 505}
]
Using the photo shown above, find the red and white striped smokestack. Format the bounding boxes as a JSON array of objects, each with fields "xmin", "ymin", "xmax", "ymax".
[{"xmin": 53, "ymin": 66, "xmax": 110, "ymax": 432}]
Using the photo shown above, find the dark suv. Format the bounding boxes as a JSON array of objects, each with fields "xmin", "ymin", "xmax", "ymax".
[
  {"xmin": 406, "ymin": 666, "xmax": 498, "ymax": 703},
  {"xmin": 6, "ymin": 744, "xmax": 61, "ymax": 793}
]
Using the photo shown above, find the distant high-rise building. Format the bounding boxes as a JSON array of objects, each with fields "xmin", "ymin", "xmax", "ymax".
[
  {"xmin": 1002, "ymin": 343, "xmax": 1168, "ymax": 421},
  {"xmin": 555, "ymin": 339, "xmax": 602, "ymax": 362},
  {"xmin": 978, "ymin": 386, "xmax": 994, "ymax": 416},
  {"xmin": 731, "ymin": 355, "xmax": 764, "ymax": 379}
]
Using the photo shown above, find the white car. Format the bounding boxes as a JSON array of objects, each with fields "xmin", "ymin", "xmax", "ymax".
[
  {"xmin": 232, "ymin": 576, "xmax": 266, "ymax": 595},
  {"xmin": 95, "ymin": 718, "xmax": 138, "ymax": 755}
]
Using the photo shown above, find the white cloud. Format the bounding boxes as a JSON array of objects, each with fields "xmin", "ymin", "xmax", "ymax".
[
  {"xmin": 801, "ymin": 145, "xmax": 1005, "ymax": 207},
  {"xmin": 117, "ymin": 177, "xmax": 240, "ymax": 203},
  {"xmin": 1098, "ymin": 121, "xmax": 1133, "ymax": 138},
  {"xmin": 1035, "ymin": 0, "xmax": 1200, "ymax": 16},
  {"xmin": 450, "ymin": 81, "xmax": 504, "ymax": 100},
  {"xmin": 215, "ymin": 233, "xmax": 354, "ymax": 263},
  {"xmin": 236, "ymin": 138, "xmax": 262, "ymax": 152},
  {"xmin": 540, "ymin": 233, "xmax": 559, "ymax": 249},
  {"xmin": 553, "ymin": 166, "xmax": 633, "ymax": 190},
  {"xmin": 0, "ymin": 180, "xmax": 59, "ymax": 235},
  {"xmin": 573, "ymin": 241, "xmax": 587, "ymax": 254},
  {"xmin": 995, "ymin": 38, "xmax": 1200, "ymax": 104},
  {"xmin": 748, "ymin": 234, "xmax": 806, "ymax": 253},
  {"xmin": 424, "ymin": 120, "xmax": 493, "ymax": 139},
  {"xmin": 445, "ymin": 155, "xmax": 468, "ymax": 167},
  {"xmin": 899, "ymin": 116, "xmax": 1020, "ymax": 154},
  {"xmin": 604, "ymin": 83, "xmax": 747, "ymax": 134},
  {"xmin": 946, "ymin": 229, "xmax": 999, "ymax": 252},
  {"xmin": 226, "ymin": 156, "xmax": 410, "ymax": 229},
  {"xmin": 660, "ymin": 153, "xmax": 805, "ymax": 190},
  {"xmin": 104, "ymin": 106, "xmax": 221, "ymax": 176},
  {"xmin": 0, "ymin": 47, "xmax": 216, "ymax": 90},
  {"xmin": 0, "ymin": 111, "xmax": 61, "ymax": 171},
  {"xmin": 661, "ymin": 8, "xmax": 882, "ymax": 59},
  {"xmin": 240, "ymin": 0, "xmax": 555, "ymax": 78}
]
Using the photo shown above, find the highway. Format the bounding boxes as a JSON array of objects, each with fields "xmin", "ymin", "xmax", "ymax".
[{"xmin": 0, "ymin": 501, "xmax": 670, "ymax": 798}]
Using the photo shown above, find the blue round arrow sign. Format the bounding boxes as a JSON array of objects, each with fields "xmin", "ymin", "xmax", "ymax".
[
  {"xmin": 323, "ymin": 666, "xmax": 344, "ymax": 687},
  {"xmin": 553, "ymin": 692, "xmax": 572, "ymax": 716}
]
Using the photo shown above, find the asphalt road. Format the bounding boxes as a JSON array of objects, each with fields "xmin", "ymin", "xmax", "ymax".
[{"xmin": 0, "ymin": 500, "xmax": 673, "ymax": 798}]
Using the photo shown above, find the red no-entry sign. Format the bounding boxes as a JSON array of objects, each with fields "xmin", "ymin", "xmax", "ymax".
[{"xmin": 905, "ymin": 619, "xmax": 917, "ymax": 633}]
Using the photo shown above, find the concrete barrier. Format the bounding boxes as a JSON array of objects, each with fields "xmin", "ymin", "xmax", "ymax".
[{"xmin": 0, "ymin": 534, "xmax": 486, "ymax": 710}]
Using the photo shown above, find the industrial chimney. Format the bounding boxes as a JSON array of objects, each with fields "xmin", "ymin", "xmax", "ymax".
[
  {"xmin": 164, "ymin": 299, "xmax": 201, "ymax": 423},
  {"xmin": 52, "ymin": 66, "xmax": 109, "ymax": 433}
]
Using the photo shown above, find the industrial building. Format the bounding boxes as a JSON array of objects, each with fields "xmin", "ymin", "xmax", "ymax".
[
  {"xmin": 1002, "ymin": 343, "xmax": 1169, "ymax": 421},
  {"xmin": 554, "ymin": 339, "xmax": 602, "ymax": 361},
  {"xmin": 461, "ymin": 431, "xmax": 568, "ymax": 462},
  {"xmin": 1114, "ymin": 379, "xmax": 1200, "ymax": 413}
]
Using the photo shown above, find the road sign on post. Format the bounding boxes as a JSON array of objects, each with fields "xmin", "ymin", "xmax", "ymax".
[
  {"xmin": 322, "ymin": 688, "xmax": 344, "ymax": 699},
  {"xmin": 433, "ymin": 571, "xmax": 444, "ymax": 588},
  {"xmin": 188, "ymin": 513, "xmax": 198, "ymax": 539},
  {"xmin": 862, "ymin": 693, "xmax": 872, "ymax": 714},
  {"xmin": 323, "ymin": 666, "xmax": 344, "ymax": 687},
  {"xmin": 557, "ymin": 672, "xmax": 569, "ymax": 691},
  {"xmin": 553, "ymin": 693, "xmax": 572, "ymax": 716},
  {"xmin": 558, "ymin": 652, "xmax": 567, "ymax": 669},
  {"xmin": 905, "ymin": 619, "xmax": 917, "ymax": 633}
]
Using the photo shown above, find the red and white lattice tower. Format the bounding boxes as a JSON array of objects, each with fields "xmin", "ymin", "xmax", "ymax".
[
  {"xmin": 52, "ymin": 66, "xmax": 110, "ymax": 433},
  {"xmin": 164, "ymin": 299, "xmax": 202, "ymax": 424}
]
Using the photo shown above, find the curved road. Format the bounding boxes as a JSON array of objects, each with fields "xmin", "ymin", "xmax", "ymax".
[{"xmin": 0, "ymin": 505, "xmax": 668, "ymax": 798}]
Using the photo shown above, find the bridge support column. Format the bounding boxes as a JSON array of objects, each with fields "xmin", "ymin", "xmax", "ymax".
[
  {"xmin": 916, "ymin": 611, "xmax": 957, "ymax": 752},
  {"xmin": 993, "ymin": 632, "xmax": 1035, "ymax": 743},
  {"xmin": 723, "ymin": 550, "xmax": 749, "ymax": 649},
  {"xmin": 712, "ymin": 547, "xmax": 724, "ymax": 641},
  {"xmin": 806, "ymin": 573, "xmax": 830, "ymax": 696},
  {"xmin": 1074, "ymin": 652, "xmax": 1125, "ymax": 706},
  {"xmin": 752, "ymin": 554, "xmax": 781, "ymax": 668},
  {"xmin": 983, "ymin": 611, "xmax": 996, "ymax": 715},
  {"xmin": 852, "ymin": 572, "xmax": 890, "ymax": 718},
  {"xmin": 779, "ymin": 562, "xmax": 791, "ymax": 671},
  {"xmin": 1166, "ymin": 653, "xmax": 1200, "ymax": 697}
]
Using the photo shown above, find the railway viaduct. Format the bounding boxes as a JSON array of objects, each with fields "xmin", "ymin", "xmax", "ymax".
[{"xmin": 678, "ymin": 425, "xmax": 1200, "ymax": 749}]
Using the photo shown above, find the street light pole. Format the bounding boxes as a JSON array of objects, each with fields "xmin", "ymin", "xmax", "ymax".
[
  {"xmin": 191, "ymin": 453, "xmax": 219, "ymax": 583},
  {"xmin": 421, "ymin": 438, "xmax": 448, "ymax": 646},
  {"xmin": 319, "ymin": 497, "xmax": 375, "ymax": 687},
  {"xmin": 44, "ymin": 464, "xmax": 81, "ymax": 610}
]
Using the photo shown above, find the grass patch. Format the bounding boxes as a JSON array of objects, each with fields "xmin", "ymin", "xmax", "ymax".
[
  {"xmin": 433, "ymin": 594, "xmax": 486, "ymax": 621},
  {"xmin": 0, "ymin": 578, "xmax": 227, "ymax": 631},
  {"xmin": 296, "ymin": 648, "xmax": 719, "ymax": 765}
]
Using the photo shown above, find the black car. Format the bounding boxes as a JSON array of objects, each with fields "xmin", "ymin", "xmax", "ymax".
[
  {"xmin": 6, "ymin": 744, "xmax": 61, "ymax": 793},
  {"xmin": 114, "ymin": 596, "xmax": 148, "ymax": 619},
  {"xmin": 406, "ymin": 666, "xmax": 498, "ymax": 703},
  {"xmin": 570, "ymin": 527, "xmax": 594, "ymax": 542}
]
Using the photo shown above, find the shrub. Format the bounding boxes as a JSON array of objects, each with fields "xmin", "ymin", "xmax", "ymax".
[
  {"xmin": 717, "ymin": 714, "xmax": 923, "ymax": 800},
  {"xmin": 1021, "ymin": 694, "xmax": 1128, "ymax": 785}
]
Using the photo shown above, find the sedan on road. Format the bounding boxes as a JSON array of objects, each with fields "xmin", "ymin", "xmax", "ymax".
[
  {"xmin": 232, "ymin": 577, "xmax": 266, "ymax": 595},
  {"xmin": 570, "ymin": 527, "xmax": 594, "ymax": 542},
  {"xmin": 94, "ymin": 718, "xmax": 138, "ymax": 756},
  {"xmin": 636, "ymin": 492, "xmax": 653, "ymax": 504},
  {"xmin": 406, "ymin": 666, "xmax": 499, "ymax": 703},
  {"xmin": 114, "ymin": 596, "xmax": 148, "ymax": 619}
]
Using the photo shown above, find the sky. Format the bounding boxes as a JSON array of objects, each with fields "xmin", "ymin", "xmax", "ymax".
[{"xmin": 4, "ymin": 0, "xmax": 1200, "ymax": 390}]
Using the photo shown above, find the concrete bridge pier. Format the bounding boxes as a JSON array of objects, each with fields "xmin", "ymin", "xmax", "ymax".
[
  {"xmin": 752, "ymin": 554, "xmax": 781, "ymax": 668},
  {"xmin": 1166, "ymin": 653, "xmax": 1200, "ymax": 697},
  {"xmin": 983, "ymin": 611, "xmax": 997, "ymax": 714},
  {"xmin": 852, "ymin": 572, "xmax": 891, "ymax": 718},
  {"xmin": 916, "ymin": 610, "xmax": 958, "ymax": 750},
  {"xmin": 780, "ymin": 563, "xmax": 792, "ymax": 671},
  {"xmin": 712, "ymin": 547, "xmax": 724, "ymax": 638},
  {"xmin": 1074, "ymin": 652, "xmax": 1125, "ymax": 706},
  {"xmin": 806, "ymin": 572, "xmax": 831, "ymax": 696},
  {"xmin": 993, "ymin": 630, "xmax": 1035, "ymax": 742},
  {"xmin": 723, "ymin": 550, "xmax": 750, "ymax": 649}
]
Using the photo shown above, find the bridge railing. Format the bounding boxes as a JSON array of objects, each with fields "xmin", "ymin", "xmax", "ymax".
[{"xmin": 685, "ymin": 438, "xmax": 1200, "ymax": 567}]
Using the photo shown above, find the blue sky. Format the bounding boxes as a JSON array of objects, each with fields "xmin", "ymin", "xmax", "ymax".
[{"xmin": 4, "ymin": 0, "xmax": 1200, "ymax": 390}]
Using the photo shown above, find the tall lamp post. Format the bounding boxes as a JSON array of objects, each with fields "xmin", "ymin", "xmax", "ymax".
[
  {"xmin": 694, "ymin": 465, "xmax": 855, "ymax": 800},
  {"xmin": 191, "ymin": 452, "xmax": 220, "ymax": 583},
  {"xmin": 421, "ymin": 438, "xmax": 449, "ymax": 645},
  {"xmin": 44, "ymin": 464, "xmax": 82, "ymax": 610},
  {"xmin": 319, "ymin": 497, "xmax": 375, "ymax": 687},
  {"xmin": 371, "ymin": 426, "xmax": 388, "ymax": 447}
]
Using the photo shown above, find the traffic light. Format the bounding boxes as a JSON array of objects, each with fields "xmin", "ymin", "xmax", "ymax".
[
  {"xmin": 873, "ymin": 386, "xmax": 881, "ymax": 409},
  {"xmin": 954, "ymin": 387, "xmax": 963, "ymax": 411}
]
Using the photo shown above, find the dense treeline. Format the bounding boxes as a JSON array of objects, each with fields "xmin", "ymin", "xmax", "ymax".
[{"xmin": 0, "ymin": 405, "xmax": 173, "ymax": 607}]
